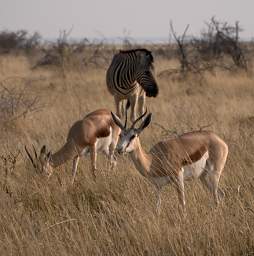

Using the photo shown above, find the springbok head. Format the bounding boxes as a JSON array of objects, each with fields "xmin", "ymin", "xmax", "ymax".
[
  {"xmin": 25, "ymin": 145, "xmax": 53, "ymax": 177},
  {"xmin": 111, "ymin": 101, "xmax": 152, "ymax": 154}
]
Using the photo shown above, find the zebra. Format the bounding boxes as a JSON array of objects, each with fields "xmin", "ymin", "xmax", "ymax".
[{"xmin": 106, "ymin": 48, "xmax": 159, "ymax": 122}]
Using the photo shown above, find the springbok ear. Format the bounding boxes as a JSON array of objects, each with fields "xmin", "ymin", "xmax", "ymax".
[
  {"xmin": 40, "ymin": 145, "xmax": 46, "ymax": 154},
  {"xmin": 111, "ymin": 112, "xmax": 124, "ymax": 129},
  {"xmin": 137, "ymin": 113, "xmax": 152, "ymax": 133}
]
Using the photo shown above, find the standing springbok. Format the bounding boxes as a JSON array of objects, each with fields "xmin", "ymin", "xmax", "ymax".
[
  {"xmin": 111, "ymin": 108, "xmax": 228, "ymax": 213},
  {"xmin": 25, "ymin": 109, "xmax": 120, "ymax": 184}
]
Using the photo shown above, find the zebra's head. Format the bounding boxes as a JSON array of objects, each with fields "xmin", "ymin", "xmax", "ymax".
[
  {"xmin": 136, "ymin": 49, "xmax": 154, "ymax": 71},
  {"xmin": 118, "ymin": 48, "xmax": 158, "ymax": 97},
  {"xmin": 135, "ymin": 49, "xmax": 158, "ymax": 97}
]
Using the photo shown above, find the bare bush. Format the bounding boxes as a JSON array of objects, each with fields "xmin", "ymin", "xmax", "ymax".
[
  {"xmin": 0, "ymin": 78, "xmax": 42, "ymax": 124},
  {"xmin": 33, "ymin": 29, "xmax": 112, "ymax": 71},
  {"xmin": 33, "ymin": 29, "xmax": 77, "ymax": 69},
  {"xmin": 159, "ymin": 18, "xmax": 248, "ymax": 82},
  {"xmin": 158, "ymin": 22, "xmax": 209, "ymax": 82},
  {"xmin": 81, "ymin": 40, "xmax": 113, "ymax": 68},
  {"xmin": 0, "ymin": 149, "xmax": 20, "ymax": 176},
  {"xmin": 193, "ymin": 17, "xmax": 248, "ymax": 71}
]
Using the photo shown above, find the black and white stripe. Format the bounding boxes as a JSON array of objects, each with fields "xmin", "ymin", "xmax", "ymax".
[{"xmin": 106, "ymin": 48, "xmax": 159, "ymax": 98}]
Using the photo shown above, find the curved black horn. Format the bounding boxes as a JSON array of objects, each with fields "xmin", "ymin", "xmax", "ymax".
[
  {"xmin": 131, "ymin": 108, "xmax": 148, "ymax": 128},
  {"xmin": 25, "ymin": 146, "xmax": 37, "ymax": 168},
  {"xmin": 32, "ymin": 144, "xmax": 38, "ymax": 159},
  {"xmin": 124, "ymin": 100, "xmax": 131, "ymax": 128}
]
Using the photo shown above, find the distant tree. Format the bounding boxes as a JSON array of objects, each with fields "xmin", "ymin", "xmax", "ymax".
[{"xmin": 0, "ymin": 30, "xmax": 41, "ymax": 53}]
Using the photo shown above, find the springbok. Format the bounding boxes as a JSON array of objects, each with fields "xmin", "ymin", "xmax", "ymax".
[
  {"xmin": 111, "ymin": 107, "xmax": 228, "ymax": 213},
  {"xmin": 25, "ymin": 109, "xmax": 120, "ymax": 184}
]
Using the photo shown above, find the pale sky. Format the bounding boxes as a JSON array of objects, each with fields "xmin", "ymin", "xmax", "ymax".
[{"xmin": 0, "ymin": 0, "xmax": 254, "ymax": 41}]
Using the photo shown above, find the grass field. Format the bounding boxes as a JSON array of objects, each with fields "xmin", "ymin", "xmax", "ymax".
[{"xmin": 0, "ymin": 53, "xmax": 253, "ymax": 255}]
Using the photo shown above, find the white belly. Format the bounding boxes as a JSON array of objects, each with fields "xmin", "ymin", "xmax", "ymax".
[
  {"xmin": 183, "ymin": 151, "xmax": 209, "ymax": 179},
  {"xmin": 150, "ymin": 152, "xmax": 209, "ymax": 188},
  {"xmin": 95, "ymin": 127, "xmax": 112, "ymax": 154}
]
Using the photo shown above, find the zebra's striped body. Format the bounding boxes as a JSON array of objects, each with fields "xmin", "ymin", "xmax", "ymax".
[{"xmin": 106, "ymin": 49, "xmax": 158, "ymax": 122}]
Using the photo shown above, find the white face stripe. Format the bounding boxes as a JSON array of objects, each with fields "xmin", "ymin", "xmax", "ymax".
[{"xmin": 117, "ymin": 129, "xmax": 137, "ymax": 153}]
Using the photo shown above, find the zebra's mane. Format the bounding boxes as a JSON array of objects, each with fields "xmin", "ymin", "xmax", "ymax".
[
  {"xmin": 119, "ymin": 48, "xmax": 154, "ymax": 62},
  {"xmin": 119, "ymin": 48, "xmax": 151, "ymax": 54}
]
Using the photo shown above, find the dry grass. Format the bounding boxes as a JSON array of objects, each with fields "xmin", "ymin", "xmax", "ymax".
[{"xmin": 0, "ymin": 53, "xmax": 253, "ymax": 256}]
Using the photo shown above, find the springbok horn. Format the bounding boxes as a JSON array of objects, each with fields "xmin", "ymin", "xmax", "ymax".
[
  {"xmin": 32, "ymin": 144, "xmax": 38, "ymax": 159},
  {"xmin": 25, "ymin": 146, "xmax": 37, "ymax": 168},
  {"xmin": 131, "ymin": 108, "xmax": 148, "ymax": 128},
  {"xmin": 124, "ymin": 100, "xmax": 131, "ymax": 129}
]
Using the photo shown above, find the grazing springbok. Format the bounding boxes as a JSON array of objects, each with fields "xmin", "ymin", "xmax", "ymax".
[
  {"xmin": 25, "ymin": 109, "xmax": 120, "ymax": 184},
  {"xmin": 111, "ymin": 107, "xmax": 228, "ymax": 213}
]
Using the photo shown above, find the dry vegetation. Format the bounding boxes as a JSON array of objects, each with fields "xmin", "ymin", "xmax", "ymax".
[{"xmin": 0, "ymin": 47, "xmax": 254, "ymax": 256}]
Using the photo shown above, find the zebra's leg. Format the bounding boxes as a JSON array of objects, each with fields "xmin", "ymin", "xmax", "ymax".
[
  {"xmin": 114, "ymin": 96, "xmax": 122, "ymax": 119},
  {"xmin": 129, "ymin": 93, "xmax": 138, "ymax": 122},
  {"xmin": 120, "ymin": 100, "xmax": 125, "ymax": 117},
  {"xmin": 138, "ymin": 90, "xmax": 146, "ymax": 117}
]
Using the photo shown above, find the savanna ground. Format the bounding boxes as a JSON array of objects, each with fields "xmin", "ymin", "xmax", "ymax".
[{"xmin": 0, "ymin": 50, "xmax": 253, "ymax": 256}]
